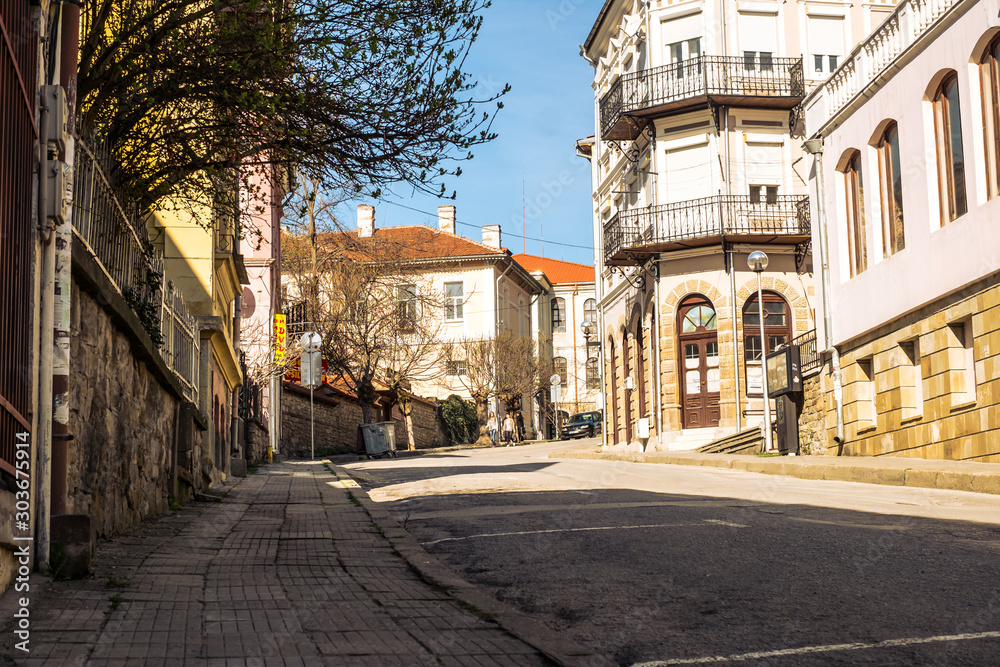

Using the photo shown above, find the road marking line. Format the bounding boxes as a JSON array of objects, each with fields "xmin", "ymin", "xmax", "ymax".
[
  {"xmin": 422, "ymin": 523, "xmax": 686, "ymax": 546},
  {"xmin": 703, "ymin": 519, "xmax": 749, "ymax": 528},
  {"xmin": 632, "ymin": 630, "xmax": 1000, "ymax": 665}
]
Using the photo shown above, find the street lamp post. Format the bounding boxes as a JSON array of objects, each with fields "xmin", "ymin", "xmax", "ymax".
[{"xmin": 747, "ymin": 251, "xmax": 774, "ymax": 452}]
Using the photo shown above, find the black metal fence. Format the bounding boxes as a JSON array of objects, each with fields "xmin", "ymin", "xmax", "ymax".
[
  {"xmin": 793, "ymin": 329, "xmax": 822, "ymax": 376},
  {"xmin": 601, "ymin": 55, "xmax": 805, "ymax": 139},
  {"xmin": 604, "ymin": 194, "xmax": 810, "ymax": 264},
  {"xmin": 0, "ymin": 0, "xmax": 38, "ymax": 474},
  {"xmin": 73, "ymin": 137, "xmax": 163, "ymax": 340}
]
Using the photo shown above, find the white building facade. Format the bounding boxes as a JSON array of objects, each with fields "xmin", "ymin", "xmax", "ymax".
[
  {"xmin": 803, "ymin": 0, "xmax": 1000, "ymax": 461},
  {"xmin": 582, "ymin": 0, "xmax": 895, "ymax": 450}
]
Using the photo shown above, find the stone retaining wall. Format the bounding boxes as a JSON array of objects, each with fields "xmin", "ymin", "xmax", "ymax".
[{"xmin": 69, "ymin": 278, "xmax": 209, "ymax": 539}]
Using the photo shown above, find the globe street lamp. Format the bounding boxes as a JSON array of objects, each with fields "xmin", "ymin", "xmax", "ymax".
[{"xmin": 747, "ymin": 251, "xmax": 774, "ymax": 452}]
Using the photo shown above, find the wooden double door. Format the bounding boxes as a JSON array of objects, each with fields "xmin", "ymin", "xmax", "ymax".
[{"xmin": 678, "ymin": 297, "xmax": 720, "ymax": 429}]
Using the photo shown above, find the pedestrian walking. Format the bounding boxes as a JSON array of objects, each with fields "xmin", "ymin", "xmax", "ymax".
[
  {"xmin": 487, "ymin": 412, "xmax": 498, "ymax": 447},
  {"xmin": 515, "ymin": 411, "xmax": 525, "ymax": 444},
  {"xmin": 502, "ymin": 413, "xmax": 515, "ymax": 446}
]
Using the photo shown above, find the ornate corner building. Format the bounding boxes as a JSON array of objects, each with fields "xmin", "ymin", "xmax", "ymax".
[{"xmin": 581, "ymin": 0, "xmax": 896, "ymax": 449}]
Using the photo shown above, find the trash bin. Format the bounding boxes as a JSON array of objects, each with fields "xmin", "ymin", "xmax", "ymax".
[{"xmin": 360, "ymin": 422, "xmax": 397, "ymax": 459}]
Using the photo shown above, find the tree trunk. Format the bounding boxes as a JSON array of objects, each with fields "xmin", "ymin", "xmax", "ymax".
[
  {"xmin": 357, "ymin": 379, "xmax": 376, "ymax": 425},
  {"xmin": 399, "ymin": 395, "xmax": 416, "ymax": 451},
  {"xmin": 473, "ymin": 394, "xmax": 492, "ymax": 446}
]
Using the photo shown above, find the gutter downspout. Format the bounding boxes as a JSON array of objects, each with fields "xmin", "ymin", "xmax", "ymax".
[
  {"xmin": 36, "ymin": 86, "xmax": 54, "ymax": 572},
  {"xmin": 52, "ymin": 0, "xmax": 79, "ymax": 518},
  {"xmin": 652, "ymin": 262, "xmax": 662, "ymax": 448},
  {"xmin": 571, "ymin": 284, "xmax": 579, "ymax": 413},
  {"xmin": 804, "ymin": 138, "xmax": 845, "ymax": 450}
]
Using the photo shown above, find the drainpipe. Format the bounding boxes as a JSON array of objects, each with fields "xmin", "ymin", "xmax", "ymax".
[
  {"xmin": 571, "ymin": 284, "xmax": 579, "ymax": 413},
  {"xmin": 803, "ymin": 138, "xmax": 845, "ymax": 449},
  {"xmin": 36, "ymin": 86, "xmax": 54, "ymax": 572},
  {"xmin": 51, "ymin": 0, "xmax": 80, "ymax": 518},
  {"xmin": 651, "ymin": 261, "xmax": 662, "ymax": 447}
]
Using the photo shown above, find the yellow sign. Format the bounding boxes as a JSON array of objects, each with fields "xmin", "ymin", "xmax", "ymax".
[{"xmin": 274, "ymin": 314, "xmax": 286, "ymax": 362}]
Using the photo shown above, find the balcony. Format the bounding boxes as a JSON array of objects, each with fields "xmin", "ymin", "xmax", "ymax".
[
  {"xmin": 603, "ymin": 195, "xmax": 810, "ymax": 266},
  {"xmin": 600, "ymin": 55, "xmax": 805, "ymax": 141}
]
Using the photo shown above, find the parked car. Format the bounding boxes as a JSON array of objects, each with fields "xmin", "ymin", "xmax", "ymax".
[{"xmin": 561, "ymin": 411, "xmax": 603, "ymax": 439}]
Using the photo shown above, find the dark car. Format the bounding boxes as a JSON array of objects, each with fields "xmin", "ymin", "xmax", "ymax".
[{"xmin": 561, "ymin": 411, "xmax": 603, "ymax": 439}]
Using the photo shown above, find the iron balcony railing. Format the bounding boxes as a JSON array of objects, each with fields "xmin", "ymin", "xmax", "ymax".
[
  {"xmin": 603, "ymin": 195, "xmax": 810, "ymax": 265},
  {"xmin": 600, "ymin": 55, "xmax": 805, "ymax": 139},
  {"xmin": 73, "ymin": 137, "xmax": 163, "ymax": 339}
]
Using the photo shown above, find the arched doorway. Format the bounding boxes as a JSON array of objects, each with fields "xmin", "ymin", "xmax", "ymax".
[{"xmin": 678, "ymin": 295, "xmax": 720, "ymax": 428}]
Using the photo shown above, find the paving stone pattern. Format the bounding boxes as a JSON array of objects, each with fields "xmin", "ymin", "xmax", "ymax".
[{"xmin": 10, "ymin": 462, "xmax": 553, "ymax": 666}]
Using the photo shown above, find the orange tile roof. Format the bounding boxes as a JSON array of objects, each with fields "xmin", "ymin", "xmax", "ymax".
[
  {"xmin": 293, "ymin": 226, "xmax": 507, "ymax": 262},
  {"xmin": 512, "ymin": 254, "xmax": 595, "ymax": 285}
]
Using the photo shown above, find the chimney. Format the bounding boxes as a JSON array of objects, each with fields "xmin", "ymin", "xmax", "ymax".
[
  {"xmin": 437, "ymin": 205, "xmax": 456, "ymax": 234},
  {"xmin": 357, "ymin": 204, "xmax": 375, "ymax": 238},
  {"xmin": 482, "ymin": 224, "xmax": 501, "ymax": 250}
]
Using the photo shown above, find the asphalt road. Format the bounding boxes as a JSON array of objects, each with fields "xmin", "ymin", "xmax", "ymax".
[{"xmin": 341, "ymin": 441, "xmax": 1000, "ymax": 666}]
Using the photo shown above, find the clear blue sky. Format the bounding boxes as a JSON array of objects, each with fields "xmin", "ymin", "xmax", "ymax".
[{"xmin": 339, "ymin": 0, "xmax": 598, "ymax": 266}]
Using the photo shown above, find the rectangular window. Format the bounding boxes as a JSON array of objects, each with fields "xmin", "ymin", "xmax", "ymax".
[
  {"xmin": 877, "ymin": 123, "xmax": 905, "ymax": 257},
  {"xmin": 444, "ymin": 282, "xmax": 463, "ymax": 321},
  {"xmin": 899, "ymin": 339, "xmax": 923, "ymax": 421},
  {"xmin": 844, "ymin": 151, "xmax": 868, "ymax": 277},
  {"xmin": 807, "ymin": 15, "xmax": 845, "ymax": 76},
  {"xmin": 948, "ymin": 322, "xmax": 977, "ymax": 407},
  {"xmin": 854, "ymin": 357, "xmax": 876, "ymax": 431},
  {"xmin": 446, "ymin": 360, "xmax": 467, "ymax": 377},
  {"xmin": 551, "ymin": 298, "xmax": 566, "ymax": 333},
  {"xmin": 396, "ymin": 284, "xmax": 416, "ymax": 331}
]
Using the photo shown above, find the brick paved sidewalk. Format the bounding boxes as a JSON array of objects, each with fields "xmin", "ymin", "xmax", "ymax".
[{"xmin": 2, "ymin": 460, "xmax": 606, "ymax": 666}]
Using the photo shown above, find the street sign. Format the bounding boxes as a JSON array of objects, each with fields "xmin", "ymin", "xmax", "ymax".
[
  {"xmin": 273, "ymin": 314, "xmax": 286, "ymax": 362},
  {"xmin": 300, "ymin": 331, "xmax": 322, "ymax": 352},
  {"xmin": 549, "ymin": 373, "xmax": 560, "ymax": 386},
  {"xmin": 301, "ymin": 350, "xmax": 323, "ymax": 388},
  {"xmin": 550, "ymin": 383, "xmax": 561, "ymax": 404}
]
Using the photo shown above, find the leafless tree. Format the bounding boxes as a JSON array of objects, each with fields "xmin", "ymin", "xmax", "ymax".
[
  {"xmin": 282, "ymin": 233, "xmax": 446, "ymax": 449},
  {"xmin": 447, "ymin": 331, "xmax": 539, "ymax": 446}
]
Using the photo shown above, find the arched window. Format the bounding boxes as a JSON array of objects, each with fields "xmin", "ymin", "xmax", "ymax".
[
  {"xmin": 742, "ymin": 292, "xmax": 792, "ymax": 396},
  {"xmin": 841, "ymin": 150, "xmax": 867, "ymax": 277},
  {"xmin": 980, "ymin": 36, "xmax": 1000, "ymax": 200},
  {"xmin": 586, "ymin": 357, "xmax": 600, "ymax": 389},
  {"xmin": 583, "ymin": 298, "xmax": 597, "ymax": 326},
  {"xmin": 553, "ymin": 357, "xmax": 567, "ymax": 388},
  {"xmin": 933, "ymin": 73, "xmax": 968, "ymax": 223},
  {"xmin": 877, "ymin": 122, "xmax": 905, "ymax": 257},
  {"xmin": 551, "ymin": 297, "xmax": 566, "ymax": 333}
]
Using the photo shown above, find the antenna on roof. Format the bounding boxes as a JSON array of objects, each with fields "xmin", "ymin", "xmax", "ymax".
[{"xmin": 522, "ymin": 170, "xmax": 526, "ymax": 254}]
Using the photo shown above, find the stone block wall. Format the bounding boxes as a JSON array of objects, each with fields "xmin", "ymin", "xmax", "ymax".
[
  {"xmin": 69, "ymin": 280, "xmax": 210, "ymax": 539},
  {"xmin": 245, "ymin": 420, "xmax": 269, "ymax": 464},
  {"xmin": 281, "ymin": 385, "xmax": 364, "ymax": 455},
  {"xmin": 834, "ymin": 277, "xmax": 1000, "ymax": 462},
  {"xmin": 798, "ymin": 367, "xmax": 830, "ymax": 455},
  {"xmin": 282, "ymin": 385, "xmax": 447, "ymax": 455}
]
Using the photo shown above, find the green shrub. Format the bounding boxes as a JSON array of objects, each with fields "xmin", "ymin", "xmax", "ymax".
[{"xmin": 438, "ymin": 394, "xmax": 479, "ymax": 445}]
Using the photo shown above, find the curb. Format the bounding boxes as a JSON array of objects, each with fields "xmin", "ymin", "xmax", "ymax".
[
  {"xmin": 325, "ymin": 465, "xmax": 615, "ymax": 667},
  {"xmin": 550, "ymin": 449, "xmax": 1000, "ymax": 496}
]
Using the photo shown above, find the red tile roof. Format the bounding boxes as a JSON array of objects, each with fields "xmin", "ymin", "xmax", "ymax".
[
  {"xmin": 512, "ymin": 254, "xmax": 595, "ymax": 285},
  {"xmin": 300, "ymin": 226, "xmax": 507, "ymax": 262}
]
